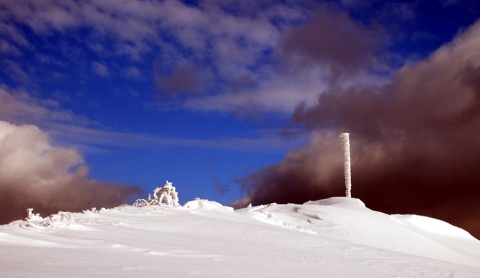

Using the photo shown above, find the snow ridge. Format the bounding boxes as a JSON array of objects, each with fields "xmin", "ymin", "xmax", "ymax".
[{"xmin": 1, "ymin": 197, "xmax": 479, "ymax": 277}]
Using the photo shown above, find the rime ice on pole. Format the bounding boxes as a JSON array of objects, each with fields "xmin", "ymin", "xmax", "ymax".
[
  {"xmin": 26, "ymin": 208, "xmax": 33, "ymax": 219},
  {"xmin": 340, "ymin": 133, "xmax": 352, "ymax": 198}
]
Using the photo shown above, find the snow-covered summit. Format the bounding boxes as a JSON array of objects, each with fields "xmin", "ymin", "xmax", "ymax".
[
  {"xmin": 1, "ymin": 198, "xmax": 479, "ymax": 277},
  {"xmin": 184, "ymin": 198, "xmax": 234, "ymax": 212},
  {"xmin": 304, "ymin": 196, "xmax": 366, "ymax": 208}
]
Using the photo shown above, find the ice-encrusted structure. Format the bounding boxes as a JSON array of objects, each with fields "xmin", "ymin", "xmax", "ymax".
[
  {"xmin": 134, "ymin": 180, "xmax": 180, "ymax": 207},
  {"xmin": 340, "ymin": 133, "xmax": 352, "ymax": 198},
  {"xmin": 26, "ymin": 208, "xmax": 34, "ymax": 219}
]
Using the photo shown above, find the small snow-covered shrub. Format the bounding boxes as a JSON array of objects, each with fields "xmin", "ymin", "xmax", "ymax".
[{"xmin": 133, "ymin": 180, "xmax": 180, "ymax": 207}]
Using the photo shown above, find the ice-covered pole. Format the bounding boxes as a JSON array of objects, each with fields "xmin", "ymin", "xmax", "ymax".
[
  {"xmin": 340, "ymin": 133, "xmax": 352, "ymax": 198},
  {"xmin": 26, "ymin": 208, "xmax": 33, "ymax": 219}
]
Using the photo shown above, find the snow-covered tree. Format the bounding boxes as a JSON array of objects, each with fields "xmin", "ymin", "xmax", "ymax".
[
  {"xmin": 133, "ymin": 180, "xmax": 180, "ymax": 207},
  {"xmin": 340, "ymin": 133, "xmax": 352, "ymax": 198},
  {"xmin": 153, "ymin": 180, "xmax": 179, "ymax": 206}
]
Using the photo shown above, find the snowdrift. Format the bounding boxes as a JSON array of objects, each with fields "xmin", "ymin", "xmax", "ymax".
[
  {"xmin": 1, "ymin": 197, "xmax": 479, "ymax": 277},
  {"xmin": 184, "ymin": 199, "xmax": 234, "ymax": 212}
]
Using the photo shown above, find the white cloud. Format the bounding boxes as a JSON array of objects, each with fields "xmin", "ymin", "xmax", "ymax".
[
  {"xmin": 0, "ymin": 86, "xmax": 93, "ymax": 131},
  {"xmin": 3, "ymin": 0, "xmax": 386, "ymax": 115},
  {"xmin": 0, "ymin": 85, "xmax": 299, "ymax": 153},
  {"xmin": 183, "ymin": 62, "xmax": 388, "ymax": 114},
  {"xmin": 92, "ymin": 61, "xmax": 109, "ymax": 77},
  {"xmin": 1, "ymin": 0, "xmax": 302, "ymax": 90},
  {"xmin": 0, "ymin": 22, "xmax": 30, "ymax": 49},
  {"xmin": 184, "ymin": 76, "xmax": 328, "ymax": 114},
  {"xmin": 122, "ymin": 66, "xmax": 142, "ymax": 79}
]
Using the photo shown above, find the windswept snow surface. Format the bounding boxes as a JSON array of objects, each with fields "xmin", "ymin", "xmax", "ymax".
[{"xmin": 1, "ymin": 198, "xmax": 480, "ymax": 277}]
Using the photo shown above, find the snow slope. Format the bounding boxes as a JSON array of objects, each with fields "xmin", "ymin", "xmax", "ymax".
[{"xmin": 1, "ymin": 197, "xmax": 479, "ymax": 277}]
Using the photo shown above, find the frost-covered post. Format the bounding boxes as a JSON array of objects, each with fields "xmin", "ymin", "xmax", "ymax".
[
  {"xmin": 340, "ymin": 133, "xmax": 352, "ymax": 198},
  {"xmin": 26, "ymin": 208, "xmax": 33, "ymax": 219}
]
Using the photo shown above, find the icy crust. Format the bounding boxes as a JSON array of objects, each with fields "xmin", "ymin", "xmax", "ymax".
[
  {"xmin": 392, "ymin": 214, "xmax": 475, "ymax": 239},
  {"xmin": 240, "ymin": 199, "xmax": 480, "ymax": 268},
  {"xmin": 240, "ymin": 203, "xmax": 321, "ymax": 234},
  {"xmin": 183, "ymin": 199, "xmax": 234, "ymax": 212},
  {"xmin": 304, "ymin": 197, "xmax": 366, "ymax": 209}
]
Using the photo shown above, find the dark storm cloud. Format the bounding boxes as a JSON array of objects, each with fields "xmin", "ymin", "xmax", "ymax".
[
  {"xmin": 279, "ymin": 4, "xmax": 384, "ymax": 78},
  {"xmin": 234, "ymin": 20, "xmax": 480, "ymax": 239},
  {"xmin": 0, "ymin": 121, "xmax": 142, "ymax": 224},
  {"xmin": 234, "ymin": 132, "xmax": 345, "ymax": 207}
]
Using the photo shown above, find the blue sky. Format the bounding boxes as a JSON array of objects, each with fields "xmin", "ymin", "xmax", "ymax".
[{"xmin": 2, "ymin": 0, "xmax": 480, "ymax": 236}]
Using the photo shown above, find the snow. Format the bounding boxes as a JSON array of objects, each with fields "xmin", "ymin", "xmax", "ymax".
[
  {"xmin": 1, "ymin": 197, "xmax": 479, "ymax": 277},
  {"xmin": 184, "ymin": 199, "xmax": 234, "ymax": 212}
]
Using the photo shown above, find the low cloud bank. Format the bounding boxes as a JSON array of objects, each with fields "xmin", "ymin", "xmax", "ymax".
[
  {"xmin": 234, "ymin": 20, "xmax": 480, "ymax": 239},
  {"xmin": 0, "ymin": 121, "xmax": 142, "ymax": 224}
]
